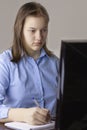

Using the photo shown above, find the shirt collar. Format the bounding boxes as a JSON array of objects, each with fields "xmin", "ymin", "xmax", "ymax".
[
  {"xmin": 22, "ymin": 48, "xmax": 49, "ymax": 61},
  {"xmin": 39, "ymin": 48, "xmax": 47, "ymax": 58}
]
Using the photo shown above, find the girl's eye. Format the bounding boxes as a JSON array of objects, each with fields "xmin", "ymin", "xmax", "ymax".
[
  {"xmin": 28, "ymin": 30, "xmax": 36, "ymax": 33},
  {"xmin": 31, "ymin": 30, "xmax": 35, "ymax": 33},
  {"xmin": 42, "ymin": 29, "xmax": 48, "ymax": 32}
]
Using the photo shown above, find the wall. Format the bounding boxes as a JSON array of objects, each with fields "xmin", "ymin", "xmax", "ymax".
[{"xmin": 0, "ymin": 0, "xmax": 87, "ymax": 57}]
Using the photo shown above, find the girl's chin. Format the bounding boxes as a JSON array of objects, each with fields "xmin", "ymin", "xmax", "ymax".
[{"xmin": 32, "ymin": 46, "xmax": 42, "ymax": 50}]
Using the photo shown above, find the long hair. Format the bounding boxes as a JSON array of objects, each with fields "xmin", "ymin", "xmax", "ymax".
[{"xmin": 11, "ymin": 2, "xmax": 53, "ymax": 62}]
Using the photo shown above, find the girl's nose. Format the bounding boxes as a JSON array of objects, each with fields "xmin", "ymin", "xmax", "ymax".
[{"xmin": 35, "ymin": 31, "xmax": 42, "ymax": 40}]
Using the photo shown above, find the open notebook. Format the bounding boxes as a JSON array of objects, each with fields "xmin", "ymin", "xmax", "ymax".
[{"xmin": 5, "ymin": 121, "xmax": 55, "ymax": 130}]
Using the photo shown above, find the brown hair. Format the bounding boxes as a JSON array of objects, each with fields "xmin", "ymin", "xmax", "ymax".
[{"xmin": 11, "ymin": 2, "xmax": 53, "ymax": 62}]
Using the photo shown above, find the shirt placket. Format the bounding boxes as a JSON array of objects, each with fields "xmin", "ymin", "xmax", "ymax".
[{"xmin": 33, "ymin": 60, "xmax": 45, "ymax": 108}]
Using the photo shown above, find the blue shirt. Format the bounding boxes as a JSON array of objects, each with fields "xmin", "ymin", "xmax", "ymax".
[{"xmin": 0, "ymin": 48, "xmax": 59, "ymax": 119}]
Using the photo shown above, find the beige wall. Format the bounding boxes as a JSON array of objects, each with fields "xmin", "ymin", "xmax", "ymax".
[{"xmin": 0, "ymin": 0, "xmax": 87, "ymax": 57}]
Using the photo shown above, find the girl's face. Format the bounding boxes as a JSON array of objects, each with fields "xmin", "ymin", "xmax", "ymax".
[{"xmin": 23, "ymin": 16, "xmax": 48, "ymax": 56}]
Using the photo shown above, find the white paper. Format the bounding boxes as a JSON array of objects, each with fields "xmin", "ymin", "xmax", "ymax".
[{"xmin": 5, "ymin": 121, "xmax": 55, "ymax": 130}]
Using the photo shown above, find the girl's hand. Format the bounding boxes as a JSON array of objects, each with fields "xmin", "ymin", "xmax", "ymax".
[
  {"xmin": 23, "ymin": 107, "xmax": 51, "ymax": 125},
  {"xmin": 8, "ymin": 107, "xmax": 51, "ymax": 125}
]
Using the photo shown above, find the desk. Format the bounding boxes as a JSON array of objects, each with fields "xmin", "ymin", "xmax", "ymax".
[{"xmin": 0, "ymin": 123, "xmax": 12, "ymax": 130}]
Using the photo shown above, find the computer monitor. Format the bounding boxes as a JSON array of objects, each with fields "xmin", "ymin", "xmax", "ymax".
[{"xmin": 55, "ymin": 40, "xmax": 87, "ymax": 130}]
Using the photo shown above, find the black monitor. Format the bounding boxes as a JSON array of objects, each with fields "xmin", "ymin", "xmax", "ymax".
[{"xmin": 55, "ymin": 40, "xmax": 87, "ymax": 130}]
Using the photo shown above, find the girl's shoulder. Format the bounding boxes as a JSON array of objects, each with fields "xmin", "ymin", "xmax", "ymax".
[
  {"xmin": 0, "ymin": 48, "xmax": 12, "ymax": 62},
  {"xmin": 50, "ymin": 53, "xmax": 60, "ymax": 62}
]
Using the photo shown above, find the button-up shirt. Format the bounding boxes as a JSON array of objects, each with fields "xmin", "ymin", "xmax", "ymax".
[{"xmin": 0, "ymin": 48, "xmax": 59, "ymax": 119}]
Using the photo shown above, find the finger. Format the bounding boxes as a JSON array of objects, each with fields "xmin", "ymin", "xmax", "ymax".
[
  {"xmin": 36, "ymin": 112, "xmax": 48, "ymax": 124},
  {"xmin": 47, "ymin": 112, "xmax": 51, "ymax": 122},
  {"xmin": 27, "ymin": 113, "xmax": 47, "ymax": 125},
  {"xmin": 40, "ymin": 108, "xmax": 51, "ymax": 121},
  {"xmin": 37, "ymin": 108, "xmax": 50, "ymax": 116},
  {"xmin": 36, "ymin": 110, "xmax": 51, "ymax": 123}
]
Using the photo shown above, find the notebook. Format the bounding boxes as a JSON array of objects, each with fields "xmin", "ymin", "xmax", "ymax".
[{"xmin": 5, "ymin": 121, "xmax": 55, "ymax": 130}]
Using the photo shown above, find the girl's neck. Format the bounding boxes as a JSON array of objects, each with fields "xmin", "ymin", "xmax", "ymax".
[{"xmin": 28, "ymin": 50, "xmax": 41, "ymax": 60}]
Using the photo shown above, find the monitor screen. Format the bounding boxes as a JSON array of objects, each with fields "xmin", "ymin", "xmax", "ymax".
[{"xmin": 55, "ymin": 40, "xmax": 87, "ymax": 130}]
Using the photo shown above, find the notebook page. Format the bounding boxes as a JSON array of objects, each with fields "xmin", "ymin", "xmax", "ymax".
[{"xmin": 5, "ymin": 121, "xmax": 55, "ymax": 130}]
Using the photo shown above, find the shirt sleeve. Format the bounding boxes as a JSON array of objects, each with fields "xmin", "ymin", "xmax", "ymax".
[
  {"xmin": 0, "ymin": 105, "xmax": 10, "ymax": 118},
  {"xmin": 0, "ymin": 52, "xmax": 10, "ymax": 119}
]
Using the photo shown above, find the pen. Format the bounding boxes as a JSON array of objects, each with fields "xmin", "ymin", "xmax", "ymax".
[{"xmin": 32, "ymin": 97, "xmax": 40, "ymax": 108}]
